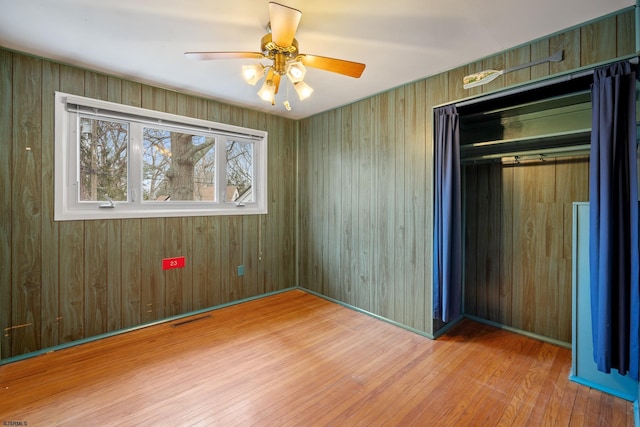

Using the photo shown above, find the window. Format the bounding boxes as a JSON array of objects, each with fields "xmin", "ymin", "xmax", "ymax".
[{"xmin": 55, "ymin": 92, "xmax": 267, "ymax": 220}]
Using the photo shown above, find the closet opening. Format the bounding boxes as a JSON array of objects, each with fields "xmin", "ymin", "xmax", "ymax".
[{"xmin": 457, "ymin": 73, "xmax": 594, "ymax": 346}]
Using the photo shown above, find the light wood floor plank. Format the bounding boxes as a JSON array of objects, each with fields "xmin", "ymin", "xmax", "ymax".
[{"xmin": 0, "ymin": 290, "xmax": 634, "ymax": 426}]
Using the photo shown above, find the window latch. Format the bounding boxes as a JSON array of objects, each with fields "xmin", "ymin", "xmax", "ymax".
[{"xmin": 99, "ymin": 196, "xmax": 115, "ymax": 209}]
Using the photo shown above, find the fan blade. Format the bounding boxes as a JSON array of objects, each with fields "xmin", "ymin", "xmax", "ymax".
[
  {"xmin": 298, "ymin": 54, "xmax": 366, "ymax": 78},
  {"xmin": 268, "ymin": 2, "xmax": 301, "ymax": 47},
  {"xmin": 185, "ymin": 51, "xmax": 265, "ymax": 61}
]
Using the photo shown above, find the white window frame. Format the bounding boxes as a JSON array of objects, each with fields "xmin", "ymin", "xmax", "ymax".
[{"xmin": 54, "ymin": 92, "xmax": 267, "ymax": 221}]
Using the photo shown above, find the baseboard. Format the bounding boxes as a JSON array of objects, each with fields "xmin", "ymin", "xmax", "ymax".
[
  {"xmin": 300, "ymin": 288, "xmax": 437, "ymax": 340},
  {"xmin": 0, "ymin": 287, "xmax": 297, "ymax": 366},
  {"xmin": 463, "ymin": 314, "xmax": 572, "ymax": 349},
  {"xmin": 431, "ymin": 314, "xmax": 464, "ymax": 339},
  {"xmin": 568, "ymin": 375, "xmax": 637, "ymax": 402}
]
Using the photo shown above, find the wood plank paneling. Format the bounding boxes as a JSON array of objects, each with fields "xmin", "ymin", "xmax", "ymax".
[
  {"xmin": 581, "ymin": 15, "xmax": 617, "ymax": 66},
  {"xmin": 617, "ymin": 9, "xmax": 636, "ymax": 57},
  {"xmin": 327, "ymin": 108, "xmax": 341, "ymax": 301},
  {"xmin": 106, "ymin": 216, "xmax": 123, "ymax": 332},
  {"xmin": 402, "ymin": 79, "xmax": 427, "ymax": 330},
  {"xmin": 83, "ymin": 218, "xmax": 109, "ymax": 337},
  {"xmin": 139, "ymin": 213, "xmax": 166, "ymax": 322},
  {"xmin": 340, "ymin": 104, "xmax": 355, "ymax": 304},
  {"xmin": 550, "ymin": 28, "xmax": 581, "ymax": 75},
  {"xmin": 463, "ymin": 164, "xmax": 479, "ymax": 315},
  {"xmin": 298, "ymin": 118, "xmax": 311, "ymax": 294},
  {"xmin": 11, "ymin": 55, "xmax": 42, "ymax": 355},
  {"xmin": 264, "ymin": 115, "xmax": 295, "ymax": 294},
  {"xmin": 375, "ymin": 91, "xmax": 394, "ymax": 319},
  {"xmin": 279, "ymin": 118, "xmax": 296, "ymax": 291},
  {"xmin": 221, "ymin": 216, "xmax": 242, "ymax": 301},
  {"xmin": 504, "ymin": 46, "xmax": 531, "ymax": 88},
  {"xmin": 531, "ymin": 39, "xmax": 551, "ymax": 81},
  {"xmin": 318, "ymin": 111, "xmax": 329, "ymax": 297},
  {"xmin": 58, "ymin": 218, "xmax": 84, "ymax": 343},
  {"xmin": 40, "ymin": 60, "xmax": 60, "ymax": 350},
  {"xmin": 356, "ymin": 97, "xmax": 373, "ymax": 312},
  {"xmin": 192, "ymin": 216, "xmax": 211, "ymax": 308},
  {"xmin": 393, "ymin": 86, "xmax": 406, "ymax": 323},
  {"xmin": 1, "ymin": 48, "xmax": 296, "ymax": 359},
  {"xmin": 0, "ymin": 50, "xmax": 12, "ymax": 359},
  {"xmin": 500, "ymin": 163, "xmax": 514, "ymax": 326},
  {"xmin": 120, "ymin": 218, "xmax": 141, "ymax": 329}
]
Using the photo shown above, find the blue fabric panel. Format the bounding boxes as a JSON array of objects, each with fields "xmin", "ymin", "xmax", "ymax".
[
  {"xmin": 589, "ymin": 61, "xmax": 639, "ymax": 381},
  {"xmin": 433, "ymin": 104, "xmax": 462, "ymax": 323}
]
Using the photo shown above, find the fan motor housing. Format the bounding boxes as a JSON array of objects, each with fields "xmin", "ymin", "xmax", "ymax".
[{"xmin": 261, "ymin": 34, "xmax": 299, "ymax": 57}]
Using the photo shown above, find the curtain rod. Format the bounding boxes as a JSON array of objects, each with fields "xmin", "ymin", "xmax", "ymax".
[{"xmin": 453, "ymin": 55, "xmax": 639, "ymax": 109}]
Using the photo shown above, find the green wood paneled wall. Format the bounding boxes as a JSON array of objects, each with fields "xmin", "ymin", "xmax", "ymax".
[
  {"xmin": 298, "ymin": 8, "xmax": 635, "ymax": 337},
  {"xmin": 0, "ymin": 49, "xmax": 297, "ymax": 359}
]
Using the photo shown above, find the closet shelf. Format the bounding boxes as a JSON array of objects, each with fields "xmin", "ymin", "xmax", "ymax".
[{"xmin": 460, "ymin": 128, "xmax": 591, "ymax": 163}]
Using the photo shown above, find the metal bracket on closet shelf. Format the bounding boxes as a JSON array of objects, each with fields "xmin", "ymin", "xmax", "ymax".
[{"xmin": 503, "ymin": 148, "xmax": 591, "ymax": 164}]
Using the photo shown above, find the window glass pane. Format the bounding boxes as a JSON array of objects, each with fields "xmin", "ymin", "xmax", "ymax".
[
  {"xmin": 226, "ymin": 140, "xmax": 253, "ymax": 202},
  {"xmin": 79, "ymin": 117, "xmax": 128, "ymax": 202},
  {"xmin": 143, "ymin": 128, "xmax": 216, "ymax": 201}
]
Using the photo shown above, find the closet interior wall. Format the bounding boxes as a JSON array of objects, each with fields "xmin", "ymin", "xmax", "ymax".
[{"xmin": 462, "ymin": 155, "xmax": 589, "ymax": 344}]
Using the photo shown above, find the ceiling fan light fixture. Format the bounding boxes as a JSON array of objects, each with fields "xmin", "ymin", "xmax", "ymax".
[
  {"xmin": 257, "ymin": 79, "xmax": 276, "ymax": 102},
  {"xmin": 186, "ymin": 2, "xmax": 365, "ymax": 111},
  {"xmin": 293, "ymin": 80, "xmax": 313, "ymax": 101},
  {"xmin": 286, "ymin": 61, "xmax": 306, "ymax": 83},
  {"xmin": 242, "ymin": 63, "xmax": 265, "ymax": 85}
]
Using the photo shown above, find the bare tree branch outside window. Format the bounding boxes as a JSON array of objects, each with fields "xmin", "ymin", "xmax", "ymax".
[
  {"xmin": 226, "ymin": 140, "xmax": 253, "ymax": 201},
  {"xmin": 79, "ymin": 117, "xmax": 128, "ymax": 201}
]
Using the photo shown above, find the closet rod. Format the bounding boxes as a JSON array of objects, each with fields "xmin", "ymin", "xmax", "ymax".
[{"xmin": 461, "ymin": 144, "xmax": 590, "ymax": 164}]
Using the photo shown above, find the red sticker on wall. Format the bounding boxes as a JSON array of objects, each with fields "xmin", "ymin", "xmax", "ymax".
[{"xmin": 162, "ymin": 257, "xmax": 185, "ymax": 270}]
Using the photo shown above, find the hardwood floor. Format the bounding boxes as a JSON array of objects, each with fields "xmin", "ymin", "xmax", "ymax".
[{"xmin": 0, "ymin": 289, "xmax": 635, "ymax": 426}]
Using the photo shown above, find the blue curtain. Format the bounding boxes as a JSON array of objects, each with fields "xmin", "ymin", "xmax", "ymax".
[
  {"xmin": 589, "ymin": 61, "xmax": 639, "ymax": 381},
  {"xmin": 433, "ymin": 104, "xmax": 462, "ymax": 322}
]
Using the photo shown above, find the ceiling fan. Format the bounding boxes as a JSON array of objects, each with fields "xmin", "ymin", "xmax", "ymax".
[{"xmin": 185, "ymin": 2, "xmax": 366, "ymax": 110}]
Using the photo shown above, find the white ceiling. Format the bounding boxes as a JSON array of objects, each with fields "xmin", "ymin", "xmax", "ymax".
[{"xmin": 0, "ymin": 0, "xmax": 634, "ymax": 119}]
